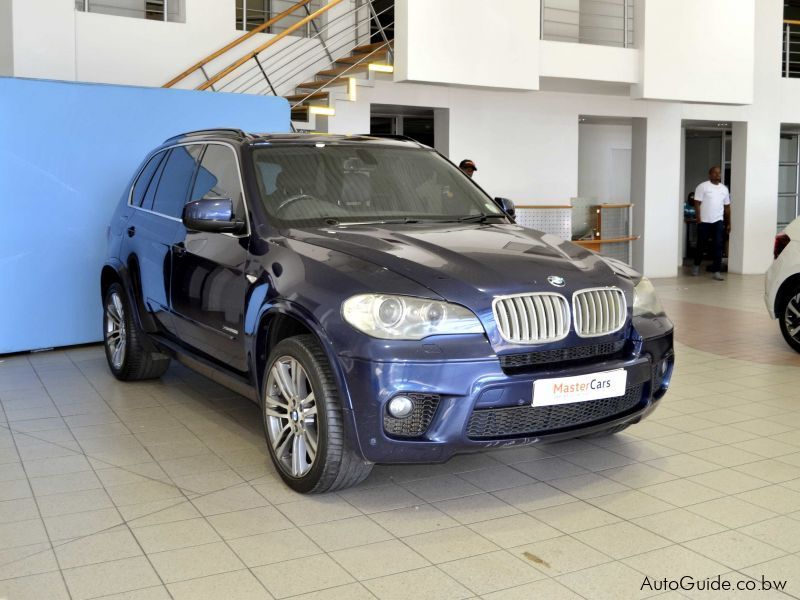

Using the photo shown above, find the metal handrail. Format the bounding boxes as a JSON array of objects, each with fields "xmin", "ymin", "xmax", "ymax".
[
  {"xmin": 198, "ymin": 0, "xmax": 346, "ymax": 91},
  {"xmin": 163, "ymin": 0, "xmax": 316, "ymax": 88},
  {"xmin": 541, "ymin": 0, "xmax": 633, "ymax": 48},
  {"xmin": 784, "ymin": 20, "xmax": 800, "ymax": 78},
  {"xmin": 224, "ymin": 7, "xmax": 391, "ymax": 96},
  {"xmin": 224, "ymin": 4, "xmax": 393, "ymax": 96}
]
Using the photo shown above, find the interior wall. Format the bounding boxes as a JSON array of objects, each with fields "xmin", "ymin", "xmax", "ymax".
[
  {"xmin": 635, "ymin": 0, "xmax": 755, "ymax": 104},
  {"xmin": 578, "ymin": 123, "xmax": 632, "ymax": 203},
  {"xmin": 0, "ymin": 78, "xmax": 289, "ymax": 354},
  {"xmin": 0, "ymin": 0, "xmax": 12, "ymax": 76},
  {"xmin": 395, "ymin": 0, "xmax": 539, "ymax": 90}
]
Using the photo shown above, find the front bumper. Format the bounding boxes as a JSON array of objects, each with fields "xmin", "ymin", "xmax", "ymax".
[{"xmin": 341, "ymin": 330, "xmax": 674, "ymax": 464}]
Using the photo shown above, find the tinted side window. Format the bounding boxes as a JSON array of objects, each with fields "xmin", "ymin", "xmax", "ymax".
[
  {"xmin": 190, "ymin": 144, "xmax": 245, "ymax": 216},
  {"xmin": 141, "ymin": 151, "xmax": 169, "ymax": 211},
  {"xmin": 152, "ymin": 145, "xmax": 203, "ymax": 218},
  {"xmin": 131, "ymin": 151, "xmax": 167, "ymax": 208}
]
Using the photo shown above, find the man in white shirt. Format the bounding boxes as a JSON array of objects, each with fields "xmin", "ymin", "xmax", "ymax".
[{"xmin": 692, "ymin": 166, "xmax": 731, "ymax": 281}]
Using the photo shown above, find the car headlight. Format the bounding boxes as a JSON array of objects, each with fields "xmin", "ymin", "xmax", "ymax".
[
  {"xmin": 342, "ymin": 294, "xmax": 484, "ymax": 340},
  {"xmin": 633, "ymin": 277, "xmax": 665, "ymax": 317}
]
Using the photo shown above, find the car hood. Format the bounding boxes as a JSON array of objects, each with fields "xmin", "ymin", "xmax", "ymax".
[{"xmin": 287, "ymin": 223, "xmax": 628, "ymax": 307}]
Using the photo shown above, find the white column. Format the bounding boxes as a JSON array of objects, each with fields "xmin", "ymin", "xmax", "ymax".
[
  {"xmin": 630, "ymin": 110, "xmax": 682, "ymax": 277},
  {"xmin": 729, "ymin": 120, "xmax": 781, "ymax": 274}
]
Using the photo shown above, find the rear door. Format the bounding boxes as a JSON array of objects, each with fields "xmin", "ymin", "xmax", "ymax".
[
  {"xmin": 170, "ymin": 143, "xmax": 250, "ymax": 371},
  {"xmin": 121, "ymin": 149, "xmax": 176, "ymax": 334}
]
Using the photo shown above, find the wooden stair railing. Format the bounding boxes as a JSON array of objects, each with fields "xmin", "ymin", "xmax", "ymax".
[
  {"xmin": 162, "ymin": 0, "xmax": 316, "ymax": 88},
  {"xmin": 197, "ymin": 0, "xmax": 346, "ymax": 91}
]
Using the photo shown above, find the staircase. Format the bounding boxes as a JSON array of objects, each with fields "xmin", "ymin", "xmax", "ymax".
[
  {"xmin": 285, "ymin": 40, "xmax": 392, "ymax": 121},
  {"xmin": 162, "ymin": 0, "xmax": 394, "ymax": 129}
]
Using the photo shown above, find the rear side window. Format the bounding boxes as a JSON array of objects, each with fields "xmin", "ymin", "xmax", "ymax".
[
  {"xmin": 190, "ymin": 144, "xmax": 245, "ymax": 216},
  {"xmin": 130, "ymin": 151, "xmax": 167, "ymax": 208},
  {"xmin": 151, "ymin": 145, "xmax": 203, "ymax": 218}
]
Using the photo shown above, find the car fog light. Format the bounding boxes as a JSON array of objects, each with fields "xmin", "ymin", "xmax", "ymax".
[{"xmin": 388, "ymin": 396, "xmax": 415, "ymax": 419}]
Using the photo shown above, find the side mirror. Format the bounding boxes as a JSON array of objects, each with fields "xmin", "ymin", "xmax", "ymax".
[
  {"xmin": 495, "ymin": 197, "xmax": 516, "ymax": 219},
  {"xmin": 183, "ymin": 198, "xmax": 246, "ymax": 234}
]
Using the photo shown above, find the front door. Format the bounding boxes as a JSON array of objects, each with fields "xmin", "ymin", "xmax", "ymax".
[{"xmin": 170, "ymin": 143, "xmax": 250, "ymax": 372}]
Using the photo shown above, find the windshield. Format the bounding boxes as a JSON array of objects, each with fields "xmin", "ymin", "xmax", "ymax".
[{"xmin": 251, "ymin": 144, "xmax": 505, "ymax": 227}]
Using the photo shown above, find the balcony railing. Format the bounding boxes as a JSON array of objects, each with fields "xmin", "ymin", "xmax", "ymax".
[
  {"xmin": 540, "ymin": 0, "xmax": 633, "ymax": 48},
  {"xmin": 75, "ymin": 0, "xmax": 183, "ymax": 23},
  {"xmin": 784, "ymin": 20, "xmax": 800, "ymax": 77}
]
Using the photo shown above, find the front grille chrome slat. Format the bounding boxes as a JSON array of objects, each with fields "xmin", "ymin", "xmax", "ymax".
[
  {"xmin": 493, "ymin": 293, "xmax": 569, "ymax": 344},
  {"xmin": 573, "ymin": 287, "xmax": 626, "ymax": 338}
]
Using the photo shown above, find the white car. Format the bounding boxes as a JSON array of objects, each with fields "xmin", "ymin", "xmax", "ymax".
[{"xmin": 765, "ymin": 216, "xmax": 800, "ymax": 353}]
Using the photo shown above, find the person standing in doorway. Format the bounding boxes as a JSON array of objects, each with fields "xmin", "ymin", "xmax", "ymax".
[
  {"xmin": 459, "ymin": 159, "xmax": 477, "ymax": 178},
  {"xmin": 692, "ymin": 166, "xmax": 731, "ymax": 280}
]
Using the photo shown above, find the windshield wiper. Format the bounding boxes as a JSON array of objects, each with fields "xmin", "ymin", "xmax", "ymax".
[{"xmin": 457, "ymin": 213, "xmax": 506, "ymax": 223}]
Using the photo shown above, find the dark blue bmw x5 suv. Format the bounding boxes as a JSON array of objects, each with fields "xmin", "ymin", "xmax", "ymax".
[{"xmin": 101, "ymin": 129, "xmax": 674, "ymax": 493}]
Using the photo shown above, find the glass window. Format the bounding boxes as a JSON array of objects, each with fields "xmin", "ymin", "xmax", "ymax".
[
  {"xmin": 252, "ymin": 144, "xmax": 504, "ymax": 228},
  {"xmin": 779, "ymin": 165, "xmax": 798, "ymax": 195},
  {"xmin": 778, "ymin": 196, "xmax": 798, "ymax": 228},
  {"xmin": 780, "ymin": 134, "xmax": 799, "ymax": 163},
  {"xmin": 131, "ymin": 151, "xmax": 167, "ymax": 207},
  {"xmin": 190, "ymin": 145, "xmax": 244, "ymax": 216},
  {"xmin": 151, "ymin": 145, "xmax": 203, "ymax": 218}
]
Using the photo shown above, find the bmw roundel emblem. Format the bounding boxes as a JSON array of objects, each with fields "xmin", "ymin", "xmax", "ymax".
[{"xmin": 547, "ymin": 275, "xmax": 566, "ymax": 288}]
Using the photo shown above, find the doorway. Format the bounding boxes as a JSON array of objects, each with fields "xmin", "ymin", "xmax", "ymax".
[{"xmin": 370, "ymin": 104, "xmax": 435, "ymax": 147}]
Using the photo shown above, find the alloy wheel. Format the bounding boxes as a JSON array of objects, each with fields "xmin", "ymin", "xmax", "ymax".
[
  {"xmin": 105, "ymin": 291, "xmax": 127, "ymax": 370},
  {"xmin": 264, "ymin": 357, "xmax": 319, "ymax": 477},
  {"xmin": 784, "ymin": 292, "xmax": 800, "ymax": 342}
]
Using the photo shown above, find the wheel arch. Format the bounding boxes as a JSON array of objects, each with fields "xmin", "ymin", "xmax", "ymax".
[
  {"xmin": 775, "ymin": 273, "xmax": 800, "ymax": 315},
  {"xmin": 252, "ymin": 305, "xmax": 364, "ymax": 456}
]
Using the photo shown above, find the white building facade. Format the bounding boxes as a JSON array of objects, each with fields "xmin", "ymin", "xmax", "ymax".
[{"xmin": 1, "ymin": 0, "xmax": 793, "ymax": 278}]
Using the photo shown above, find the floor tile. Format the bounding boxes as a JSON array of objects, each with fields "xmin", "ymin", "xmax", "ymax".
[
  {"xmin": 207, "ymin": 506, "xmax": 292, "ymax": 540},
  {"xmin": 491, "ymin": 483, "xmax": 574, "ymax": 512},
  {"xmin": 0, "ymin": 518, "xmax": 49, "ymax": 550},
  {"xmin": 0, "ymin": 571, "xmax": 71, "ymax": 600},
  {"xmin": 735, "ymin": 485, "xmax": 800, "ymax": 514},
  {"xmin": 434, "ymin": 493, "xmax": 519, "ymax": 524},
  {"xmin": 587, "ymin": 489, "xmax": 675, "ymax": 519},
  {"xmin": 167, "ymin": 569, "xmax": 273, "ymax": 600},
  {"xmin": 684, "ymin": 530, "xmax": 786, "ymax": 570},
  {"xmin": 741, "ymin": 555, "xmax": 800, "ymax": 598},
  {"xmin": 286, "ymin": 582, "xmax": 375, "ymax": 600},
  {"xmin": 438, "ymin": 550, "xmax": 545, "ymax": 595},
  {"xmin": 467, "ymin": 513, "xmax": 561, "ymax": 548},
  {"xmin": 632, "ymin": 508, "xmax": 727, "ymax": 542},
  {"xmin": 132, "ymin": 517, "xmax": 221, "ymax": 553},
  {"xmin": 528, "ymin": 500, "xmax": 622, "ymax": 533},
  {"xmin": 548, "ymin": 473, "xmax": 630, "ymax": 499},
  {"xmin": 573, "ymin": 521, "xmax": 671, "ymax": 559},
  {"xmin": 512, "ymin": 535, "xmax": 611, "ymax": 576},
  {"xmin": 368, "ymin": 504, "xmax": 459, "ymax": 537},
  {"xmin": 62, "ymin": 556, "xmax": 161, "ymax": 600},
  {"xmin": 253, "ymin": 553, "xmax": 354, "ymax": 599},
  {"xmin": 228, "ymin": 527, "xmax": 322, "ymax": 567},
  {"xmin": 330, "ymin": 539, "xmax": 429, "ymax": 580},
  {"xmin": 622, "ymin": 545, "xmax": 727, "ymax": 581},
  {"xmin": 276, "ymin": 495, "xmax": 361, "ymax": 526},
  {"xmin": 302, "ymin": 515, "xmax": 393, "ymax": 552},
  {"xmin": 0, "ymin": 543, "xmax": 60, "ymax": 580},
  {"xmin": 739, "ymin": 515, "xmax": 800, "ymax": 552},
  {"xmin": 686, "ymin": 496, "xmax": 779, "ymax": 528},
  {"xmin": 455, "ymin": 465, "xmax": 537, "ymax": 492},
  {"xmin": 556, "ymin": 561, "xmax": 656, "ymax": 600},
  {"xmin": 403, "ymin": 525, "xmax": 498, "ymax": 563},
  {"xmin": 362, "ymin": 566, "xmax": 471, "ymax": 600},
  {"xmin": 480, "ymin": 578, "xmax": 582, "ymax": 600},
  {"xmin": 148, "ymin": 541, "xmax": 245, "ymax": 583},
  {"xmin": 400, "ymin": 475, "xmax": 483, "ymax": 502}
]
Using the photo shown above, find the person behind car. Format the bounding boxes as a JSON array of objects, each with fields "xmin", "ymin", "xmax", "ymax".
[
  {"xmin": 692, "ymin": 166, "xmax": 731, "ymax": 281},
  {"xmin": 459, "ymin": 159, "xmax": 477, "ymax": 178}
]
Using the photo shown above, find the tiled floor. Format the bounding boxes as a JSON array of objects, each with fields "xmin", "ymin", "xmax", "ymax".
[{"xmin": 1, "ymin": 273, "xmax": 799, "ymax": 600}]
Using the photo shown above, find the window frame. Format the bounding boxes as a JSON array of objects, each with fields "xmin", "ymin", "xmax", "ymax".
[{"xmin": 128, "ymin": 141, "xmax": 252, "ymax": 238}]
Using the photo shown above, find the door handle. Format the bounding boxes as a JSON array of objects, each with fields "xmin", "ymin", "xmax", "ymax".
[
  {"xmin": 172, "ymin": 244, "xmax": 187, "ymax": 257},
  {"xmin": 127, "ymin": 226, "xmax": 136, "ymax": 237}
]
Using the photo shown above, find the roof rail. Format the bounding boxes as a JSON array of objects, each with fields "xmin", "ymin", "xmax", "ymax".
[
  {"xmin": 163, "ymin": 128, "xmax": 249, "ymax": 144},
  {"xmin": 360, "ymin": 134, "xmax": 422, "ymax": 144}
]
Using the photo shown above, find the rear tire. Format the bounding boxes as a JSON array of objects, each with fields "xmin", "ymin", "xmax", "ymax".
[
  {"xmin": 103, "ymin": 282, "xmax": 170, "ymax": 381},
  {"xmin": 262, "ymin": 334, "xmax": 372, "ymax": 493},
  {"xmin": 778, "ymin": 286, "xmax": 800, "ymax": 354}
]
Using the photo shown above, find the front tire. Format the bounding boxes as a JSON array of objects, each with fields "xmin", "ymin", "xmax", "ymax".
[
  {"xmin": 262, "ymin": 335, "xmax": 372, "ymax": 493},
  {"xmin": 103, "ymin": 282, "xmax": 170, "ymax": 381},
  {"xmin": 778, "ymin": 286, "xmax": 800, "ymax": 354}
]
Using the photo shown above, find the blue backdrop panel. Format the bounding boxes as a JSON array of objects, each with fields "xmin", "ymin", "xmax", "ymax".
[{"xmin": 0, "ymin": 77, "xmax": 290, "ymax": 354}]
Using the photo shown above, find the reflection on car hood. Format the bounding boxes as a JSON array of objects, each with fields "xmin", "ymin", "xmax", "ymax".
[{"xmin": 288, "ymin": 223, "xmax": 625, "ymax": 305}]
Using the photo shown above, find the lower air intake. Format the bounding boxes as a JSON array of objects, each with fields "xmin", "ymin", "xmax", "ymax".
[{"xmin": 467, "ymin": 385, "xmax": 643, "ymax": 439}]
